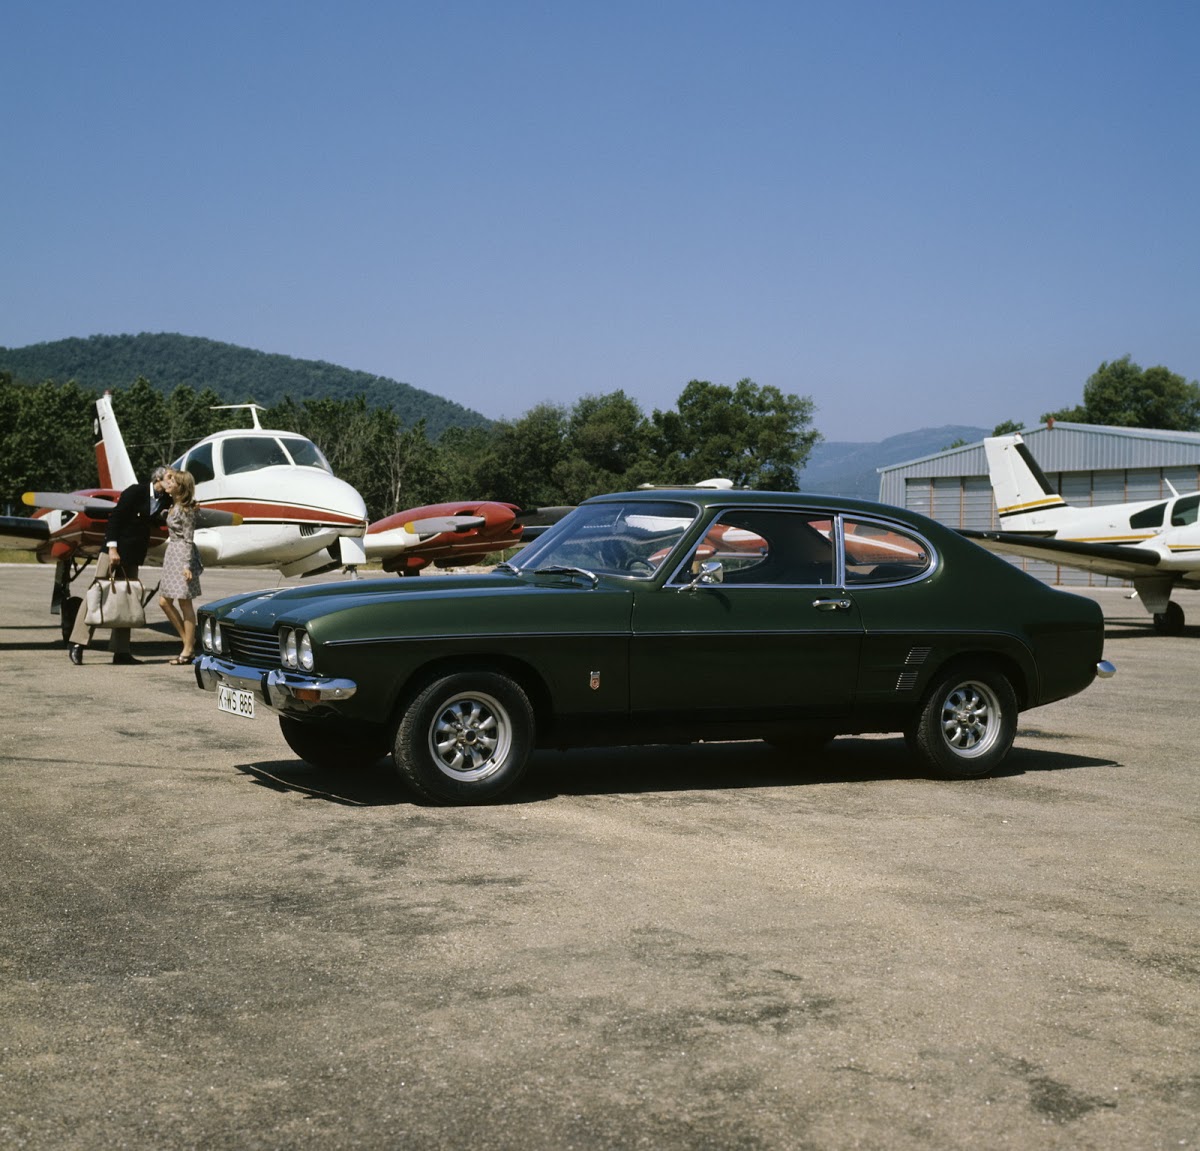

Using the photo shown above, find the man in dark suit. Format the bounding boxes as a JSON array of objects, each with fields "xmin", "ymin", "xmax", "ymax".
[{"xmin": 69, "ymin": 466, "xmax": 169, "ymax": 665}]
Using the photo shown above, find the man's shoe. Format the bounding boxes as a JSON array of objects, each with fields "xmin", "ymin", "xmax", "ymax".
[
  {"xmin": 68, "ymin": 644, "xmax": 84, "ymax": 665},
  {"xmin": 112, "ymin": 653, "xmax": 143, "ymax": 666}
]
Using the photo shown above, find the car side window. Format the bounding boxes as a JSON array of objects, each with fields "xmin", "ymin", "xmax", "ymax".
[
  {"xmin": 843, "ymin": 519, "xmax": 932, "ymax": 583},
  {"xmin": 673, "ymin": 510, "xmax": 835, "ymax": 586}
]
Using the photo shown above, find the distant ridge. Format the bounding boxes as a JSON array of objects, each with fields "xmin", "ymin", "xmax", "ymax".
[
  {"xmin": 800, "ymin": 424, "xmax": 990, "ymax": 499},
  {"xmin": 0, "ymin": 333, "xmax": 491, "ymax": 438}
]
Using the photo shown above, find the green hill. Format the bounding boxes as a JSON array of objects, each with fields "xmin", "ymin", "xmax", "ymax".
[{"xmin": 0, "ymin": 333, "xmax": 491, "ymax": 438}]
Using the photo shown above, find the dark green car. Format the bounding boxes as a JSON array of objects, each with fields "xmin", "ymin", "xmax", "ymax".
[{"xmin": 195, "ymin": 487, "xmax": 1114, "ymax": 804}]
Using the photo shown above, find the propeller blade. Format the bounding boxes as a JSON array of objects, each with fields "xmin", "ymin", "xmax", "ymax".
[
  {"xmin": 517, "ymin": 505, "xmax": 575, "ymax": 525},
  {"xmin": 195, "ymin": 508, "xmax": 244, "ymax": 528},
  {"xmin": 405, "ymin": 515, "xmax": 486, "ymax": 535},
  {"xmin": 23, "ymin": 491, "xmax": 117, "ymax": 512}
]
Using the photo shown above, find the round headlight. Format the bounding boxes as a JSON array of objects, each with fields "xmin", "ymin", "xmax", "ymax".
[
  {"xmin": 298, "ymin": 631, "xmax": 314, "ymax": 671},
  {"xmin": 281, "ymin": 628, "xmax": 298, "ymax": 668},
  {"xmin": 212, "ymin": 621, "xmax": 223, "ymax": 654},
  {"xmin": 201, "ymin": 618, "xmax": 213, "ymax": 651}
]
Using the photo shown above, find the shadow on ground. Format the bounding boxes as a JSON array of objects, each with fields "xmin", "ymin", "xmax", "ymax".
[{"xmin": 234, "ymin": 737, "xmax": 1118, "ymax": 808}]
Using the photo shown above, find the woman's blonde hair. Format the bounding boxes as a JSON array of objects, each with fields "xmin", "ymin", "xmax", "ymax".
[{"xmin": 168, "ymin": 468, "xmax": 198, "ymax": 508}]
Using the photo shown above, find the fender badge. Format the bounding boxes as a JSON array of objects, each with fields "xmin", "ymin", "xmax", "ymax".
[{"xmin": 589, "ymin": 670, "xmax": 601, "ymax": 691}]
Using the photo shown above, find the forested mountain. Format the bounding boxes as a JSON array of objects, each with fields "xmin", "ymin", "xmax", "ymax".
[
  {"xmin": 799, "ymin": 425, "xmax": 990, "ymax": 498},
  {"xmin": 0, "ymin": 333, "xmax": 490, "ymax": 438}
]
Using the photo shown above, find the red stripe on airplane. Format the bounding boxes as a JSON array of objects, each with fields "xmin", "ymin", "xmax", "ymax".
[{"xmin": 202, "ymin": 500, "xmax": 364, "ymax": 527}]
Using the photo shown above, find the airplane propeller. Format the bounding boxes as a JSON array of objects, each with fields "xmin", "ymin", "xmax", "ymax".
[
  {"xmin": 404, "ymin": 515, "xmax": 487, "ymax": 535},
  {"xmin": 23, "ymin": 491, "xmax": 117, "ymax": 513}
]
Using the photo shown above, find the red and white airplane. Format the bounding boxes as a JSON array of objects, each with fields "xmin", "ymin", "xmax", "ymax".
[{"xmin": 1, "ymin": 393, "xmax": 561, "ymax": 636}]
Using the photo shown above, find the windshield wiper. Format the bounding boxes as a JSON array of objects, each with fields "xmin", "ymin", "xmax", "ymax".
[
  {"xmin": 494, "ymin": 560, "xmax": 521, "ymax": 574},
  {"xmin": 532, "ymin": 565, "xmax": 599, "ymax": 588}
]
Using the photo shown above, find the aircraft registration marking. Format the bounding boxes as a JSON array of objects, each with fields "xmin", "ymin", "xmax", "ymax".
[{"xmin": 218, "ymin": 685, "xmax": 256, "ymax": 719}]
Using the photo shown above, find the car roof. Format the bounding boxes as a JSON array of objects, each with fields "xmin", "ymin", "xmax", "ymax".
[{"xmin": 583, "ymin": 487, "xmax": 921, "ymax": 519}]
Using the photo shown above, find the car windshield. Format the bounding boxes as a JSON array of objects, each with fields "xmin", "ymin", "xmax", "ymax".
[{"xmin": 510, "ymin": 500, "xmax": 699, "ymax": 578}]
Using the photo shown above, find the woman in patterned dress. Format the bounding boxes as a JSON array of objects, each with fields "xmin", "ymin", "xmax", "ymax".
[{"xmin": 158, "ymin": 468, "xmax": 203, "ymax": 664}]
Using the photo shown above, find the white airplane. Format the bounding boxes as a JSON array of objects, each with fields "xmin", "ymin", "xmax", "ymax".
[
  {"xmin": 963, "ymin": 432, "xmax": 1200, "ymax": 635},
  {"xmin": 4, "ymin": 393, "xmax": 369, "ymax": 639}
]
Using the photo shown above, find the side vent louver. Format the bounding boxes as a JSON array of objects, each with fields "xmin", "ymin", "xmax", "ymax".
[{"xmin": 896, "ymin": 647, "xmax": 932, "ymax": 692}]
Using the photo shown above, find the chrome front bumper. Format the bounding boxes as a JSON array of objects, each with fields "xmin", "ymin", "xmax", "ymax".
[{"xmin": 195, "ymin": 653, "xmax": 358, "ymax": 713}]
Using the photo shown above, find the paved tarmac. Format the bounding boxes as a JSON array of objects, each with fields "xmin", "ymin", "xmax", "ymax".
[{"xmin": 1, "ymin": 564, "xmax": 1197, "ymax": 1150}]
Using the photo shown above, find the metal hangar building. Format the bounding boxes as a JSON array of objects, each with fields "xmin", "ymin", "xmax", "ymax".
[{"xmin": 877, "ymin": 421, "xmax": 1200, "ymax": 587}]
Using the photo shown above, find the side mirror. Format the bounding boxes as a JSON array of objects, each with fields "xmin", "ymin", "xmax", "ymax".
[{"xmin": 680, "ymin": 560, "xmax": 724, "ymax": 592}]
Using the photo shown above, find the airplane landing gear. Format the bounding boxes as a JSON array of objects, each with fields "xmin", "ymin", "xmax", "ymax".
[{"xmin": 1153, "ymin": 600, "xmax": 1185, "ymax": 636}]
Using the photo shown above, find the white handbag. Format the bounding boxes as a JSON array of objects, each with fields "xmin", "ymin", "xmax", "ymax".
[{"xmin": 84, "ymin": 573, "xmax": 147, "ymax": 628}]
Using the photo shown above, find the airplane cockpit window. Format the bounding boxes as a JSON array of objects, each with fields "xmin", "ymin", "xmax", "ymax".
[
  {"xmin": 1171, "ymin": 493, "xmax": 1200, "ymax": 527},
  {"xmin": 221, "ymin": 436, "xmax": 292, "ymax": 475},
  {"xmin": 178, "ymin": 442, "xmax": 215, "ymax": 484},
  {"xmin": 1130, "ymin": 502, "xmax": 1166, "ymax": 529},
  {"xmin": 279, "ymin": 437, "xmax": 332, "ymax": 472}
]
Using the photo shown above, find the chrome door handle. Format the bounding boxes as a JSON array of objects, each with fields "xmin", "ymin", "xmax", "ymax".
[{"xmin": 812, "ymin": 598, "xmax": 852, "ymax": 612}]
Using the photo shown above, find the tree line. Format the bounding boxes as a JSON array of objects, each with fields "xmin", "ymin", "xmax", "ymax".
[{"xmin": 0, "ymin": 371, "xmax": 820, "ymax": 521}]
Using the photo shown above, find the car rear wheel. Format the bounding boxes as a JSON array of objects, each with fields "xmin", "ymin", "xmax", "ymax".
[
  {"xmin": 279, "ymin": 716, "xmax": 389, "ymax": 770},
  {"xmin": 907, "ymin": 664, "xmax": 1017, "ymax": 779},
  {"xmin": 393, "ymin": 672, "xmax": 534, "ymax": 804}
]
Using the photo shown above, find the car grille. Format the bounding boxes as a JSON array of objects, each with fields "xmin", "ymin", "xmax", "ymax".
[{"xmin": 220, "ymin": 625, "xmax": 280, "ymax": 670}]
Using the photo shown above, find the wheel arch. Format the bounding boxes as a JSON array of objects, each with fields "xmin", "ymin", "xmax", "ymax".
[
  {"xmin": 388, "ymin": 653, "xmax": 553, "ymax": 737},
  {"xmin": 920, "ymin": 647, "xmax": 1032, "ymax": 712}
]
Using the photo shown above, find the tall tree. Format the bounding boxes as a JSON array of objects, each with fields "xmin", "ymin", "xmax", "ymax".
[
  {"xmin": 649, "ymin": 379, "xmax": 820, "ymax": 490},
  {"xmin": 1043, "ymin": 356, "xmax": 1200, "ymax": 431}
]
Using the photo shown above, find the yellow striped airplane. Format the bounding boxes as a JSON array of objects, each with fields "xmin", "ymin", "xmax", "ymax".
[{"xmin": 962, "ymin": 433, "xmax": 1200, "ymax": 635}]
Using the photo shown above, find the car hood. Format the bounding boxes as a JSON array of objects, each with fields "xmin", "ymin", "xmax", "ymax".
[{"xmin": 202, "ymin": 570, "xmax": 626, "ymax": 635}]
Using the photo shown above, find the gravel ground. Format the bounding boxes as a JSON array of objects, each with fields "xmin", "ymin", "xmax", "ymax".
[{"xmin": 1, "ymin": 565, "xmax": 1197, "ymax": 1150}]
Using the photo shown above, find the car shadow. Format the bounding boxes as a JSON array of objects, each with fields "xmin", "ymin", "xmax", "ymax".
[
  {"xmin": 235, "ymin": 760, "xmax": 408, "ymax": 806},
  {"xmin": 233, "ymin": 737, "xmax": 1118, "ymax": 808}
]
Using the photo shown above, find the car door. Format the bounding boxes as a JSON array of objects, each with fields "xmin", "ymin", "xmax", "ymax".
[{"xmin": 628, "ymin": 508, "xmax": 864, "ymax": 723}]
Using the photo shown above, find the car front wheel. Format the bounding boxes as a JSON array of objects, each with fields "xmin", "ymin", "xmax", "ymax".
[
  {"xmin": 393, "ymin": 672, "xmax": 534, "ymax": 804},
  {"xmin": 279, "ymin": 716, "xmax": 389, "ymax": 770},
  {"xmin": 907, "ymin": 665, "xmax": 1017, "ymax": 779}
]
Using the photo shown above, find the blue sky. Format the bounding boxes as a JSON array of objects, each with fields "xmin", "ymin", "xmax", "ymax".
[{"xmin": 3, "ymin": 1, "xmax": 1197, "ymax": 442}]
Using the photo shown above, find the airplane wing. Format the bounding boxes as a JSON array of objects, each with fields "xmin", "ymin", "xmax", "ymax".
[
  {"xmin": 0, "ymin": 515, "xmax": 50, "ymax": 550},
  {"xmin": 961, "ymin": 529, "xmax": 1164, "ymax": 580}
]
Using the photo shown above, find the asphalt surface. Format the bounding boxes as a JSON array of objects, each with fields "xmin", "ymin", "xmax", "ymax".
[{"xmin": 2, "ymin": 564, "xmax": 1197, "ymax": 1150}]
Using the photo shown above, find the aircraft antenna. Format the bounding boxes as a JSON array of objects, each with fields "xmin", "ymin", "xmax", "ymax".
[{"xmin": 211, "ymin": 403, "xmax": 268, "ymax": 430}]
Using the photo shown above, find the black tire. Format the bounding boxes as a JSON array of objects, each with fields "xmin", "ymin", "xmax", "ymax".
[
  {"xmin": 908, "ymin": 664, "xmax": 1017, "ymax": 779},
  {"xmin": 393, "ymin": 672, "xmax": 534, "ymax": 804},
  {"xmin": 60, "ymin": 595, "xmax": 82, "ymax": 644},
  {"xmin": 278, "ymin": 716, "xmax": 389, "ymax": 770},
  {"xmin": 1152, "ymin": 600, "xmax": 1185, "ymax": 636}
]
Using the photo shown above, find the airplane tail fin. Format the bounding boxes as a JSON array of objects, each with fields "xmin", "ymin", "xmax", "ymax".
[
  {"xmin": 95, "ymin": 392, "xmax": 137, "ymax": 491},
  {"xmin": 983, "ymin": 434, "xmax": 1071, "ymax": 530}
]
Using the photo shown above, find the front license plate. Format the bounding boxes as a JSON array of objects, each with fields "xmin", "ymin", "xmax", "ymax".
[{"xmin": 217, "ymin": 685, "xmax": 256, "ymax": 719}]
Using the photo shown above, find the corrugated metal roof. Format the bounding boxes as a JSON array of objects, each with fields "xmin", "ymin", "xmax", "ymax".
[{"xmin": 879, "ymin": 422, "xmax": 1200, "ymax": 479}]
